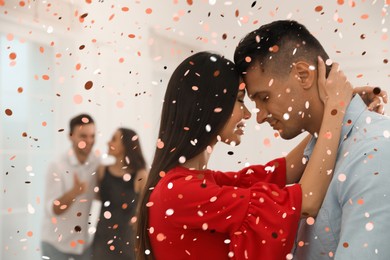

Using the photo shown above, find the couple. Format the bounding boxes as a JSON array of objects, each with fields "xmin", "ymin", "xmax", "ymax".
[
  {"xmin": 136, "ymin": 20, "xmax": 390, "ymax": 259},
  {"xmin": 41, "ymin": 115, "xmax": 147, "ymax": 260}
]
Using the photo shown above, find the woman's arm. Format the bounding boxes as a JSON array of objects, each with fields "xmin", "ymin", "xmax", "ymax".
[
  {"xmin": 94, "ymin": 165, "xmax": 105, "ymax": 200},
  {"xmin": 286, "ymin": 86, "xmax": 387, "ymax": 185},
  {"xmin": 285, "ymin": 134, "xmax": 311, "ymax": 184},
  {"xmin": 298, "ymin": 57, "xmax": 353, "ymax": 217}
]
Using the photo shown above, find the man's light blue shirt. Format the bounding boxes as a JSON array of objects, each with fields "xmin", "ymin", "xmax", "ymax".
[{"xmin": 294, "ymin": 95, "xmax": 390, "ymax": 259}]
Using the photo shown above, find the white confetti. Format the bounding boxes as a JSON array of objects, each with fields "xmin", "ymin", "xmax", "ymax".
[
  {"xmin": 166, "ymin": 209, "xmax": 174, "ymax": 216},
  {"xmin": 27, "ymin": 204, "xmax": 35, "ymax": 214},
  {"xmin": 179, "ymin": 156, "xmax": 186, "ymax": 163},
  {"xmin": 365, "ymin": 222, "xmax": 374, "ymax": 231},
  {"xmin": 338, "ymin": 173, "xmax": 347, "ymax": 182}
]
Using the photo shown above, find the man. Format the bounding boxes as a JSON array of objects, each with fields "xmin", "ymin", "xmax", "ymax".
[
  {"xmin": 41, "ymin": 113, "xmax": 100, "ymax": 260},
  {"xmin": 234, "ymin": 20, "xmax": 390, "ymax": 259}
]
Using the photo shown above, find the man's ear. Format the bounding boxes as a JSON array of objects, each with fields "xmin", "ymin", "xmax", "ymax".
[{"xmin": 292, "ymin": 61, "xmax": 315, "ymax": 89}]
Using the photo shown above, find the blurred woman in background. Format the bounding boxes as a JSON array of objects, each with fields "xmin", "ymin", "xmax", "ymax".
[{"xmin": 92, "ymin": 128, "xmax": 148, "ymax": 260}]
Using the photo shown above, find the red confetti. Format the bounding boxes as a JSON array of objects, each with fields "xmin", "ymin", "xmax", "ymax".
[
  {"xmin": 5, "ymin": 109, "xmax": 13, "ymax": 116},
  {"xmin": 9, "ymin": 52, "xmax": 17, "ymax": 60},
  {"xmin": 361, "ymin": 14, "xmax": 369, "ymax": 20},
  {"xmin": 269, "ymin": 45, "xmax": 279, "ymax": 52},
  {"xmin": 145, "ymin": 8, "xmax": 152, "ymax": 14},
  {"xmin": 42, "ymin": 75, "xmax": 50, "ymax": 80},
  {"xmin": 337, "ymin": 0, "xmax": 344, "ymax": 4},
  {"xmin": 122, "ymin": 7, "xmax": 129, "ymax": 12},
  {"xmin": 84, "ymin": 81, "xmax": 93, "ymax": 90},
  {"xmin": 315, "ymin": 6, "xmax": 323, "ymax": 12}
]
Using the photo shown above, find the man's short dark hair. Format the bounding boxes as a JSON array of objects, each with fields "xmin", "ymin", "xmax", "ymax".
[
  {"xmin": 234, "ymin": 20, "xmax": 331, "ymax": 77},
  {"xmin": 69, "ymin": 114, "xmax": 94, "ymax": 135}
]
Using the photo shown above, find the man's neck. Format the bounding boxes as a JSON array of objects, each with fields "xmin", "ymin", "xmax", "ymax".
[
  {"xmin": 306, "ymin": 100, "xmax": 325, "ymax": 136},
  {"xmin": 75, "ymin": 152, "xmax": 88, "ymax": 164}
]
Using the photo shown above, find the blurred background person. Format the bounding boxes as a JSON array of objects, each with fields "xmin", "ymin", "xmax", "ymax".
[
  {"xmin": 41, "ymin": 113, "xmax": 100, "ymax": 260},
  {"xmin": 92, "ymin": 128, "xmax": 148, "ymax": 260}
]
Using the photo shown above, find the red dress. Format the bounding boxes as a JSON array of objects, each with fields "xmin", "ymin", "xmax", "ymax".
[{"xmin": 148, "ymin": 158, "xmax": 302, "ymax": 260}]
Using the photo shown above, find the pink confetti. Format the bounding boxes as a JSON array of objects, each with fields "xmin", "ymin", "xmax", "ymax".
[
  {"xmin": 78, "ymin": 141, "xmax": 86, "ymax": 149},
  {"xmin": 73, "ymin": 94, "xmax": 83, "ymax": 104},
  {"xmin": 116, "ymin": 100, "xmax": 124, "ymax": 108}
]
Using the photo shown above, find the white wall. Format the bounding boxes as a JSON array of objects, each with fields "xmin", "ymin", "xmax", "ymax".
[{"xmin": 0, "ymin": 1, "xmax": 389, "ymax": 259}]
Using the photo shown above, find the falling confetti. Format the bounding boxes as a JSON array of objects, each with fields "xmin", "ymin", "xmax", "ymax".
[{"xmin": 5, "ymin": 108, "xmax": 13, "ymax": 116}]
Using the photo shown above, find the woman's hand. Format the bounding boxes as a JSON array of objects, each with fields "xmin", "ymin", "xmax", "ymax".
[
  {"xmin": 353, "ymin": 86, "xmax": 388, "ymax": 114},
  {"xmin": 317, "ymin": 57, "xmax": 353, "ymax": 111}
]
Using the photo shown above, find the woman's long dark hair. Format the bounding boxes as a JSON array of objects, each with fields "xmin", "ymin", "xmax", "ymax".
[
  {"xmin": 119, "ymin": 128, "xmax": 146, "ymax": 173},
  {"xmin": 135, "ymin": 52, "xmax": 240, "ymax": 259}
]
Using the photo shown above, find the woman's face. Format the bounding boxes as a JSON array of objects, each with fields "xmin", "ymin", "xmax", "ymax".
[
  {"xmin": 108, "ymin": 130, "xmax": 125, "ymax": 158},
  {"xmin": 219, "ymin": 90, "xmax": 251, "ymax": 146}
]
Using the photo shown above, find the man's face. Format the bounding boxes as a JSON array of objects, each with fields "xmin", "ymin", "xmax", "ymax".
[
  {"xmin": 244, "ymin": 64, "xmax": 310, "ymax": 140},
  {"xmin": 70, "ymin": 123, "xmax": 96, "ymax": 156}
]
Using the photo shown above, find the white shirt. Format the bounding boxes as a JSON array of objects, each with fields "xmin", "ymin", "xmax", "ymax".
[{"xmin": 41, "ymin": 149, "xmax": 100, "ymax": 254}]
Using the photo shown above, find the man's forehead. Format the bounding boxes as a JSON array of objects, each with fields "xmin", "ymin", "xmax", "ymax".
[{"xmin": 74, "ymin": 123, "xmax": 95, "ymax": 133}]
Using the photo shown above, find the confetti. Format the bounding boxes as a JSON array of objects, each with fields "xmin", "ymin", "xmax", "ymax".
[
  {"xmin": 84, "ymin": 81, "xmax": 93, "ymax": 90},
  {"xmin": 338, "ymin": 173, "xmax": 346, "ymax": 182},
  {"xmin": 5, "ymin": 108, "xmax": 13, "ymax": 116},
  {"xmin": 73, "ymin": 94, "xmax": 83, "ymax": 104}
]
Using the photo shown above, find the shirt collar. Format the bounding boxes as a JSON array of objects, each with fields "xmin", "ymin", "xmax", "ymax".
[
  {"xmin": 67, "ymin": 148, "xmax": 97, "ymax": 166},
  {"xmin": 67, "ymin": 148, "xmax": 79, "ymax": 166},
  {"xmin": 304, "ymin": 95, "xmax": 367, "ymax": 158}
]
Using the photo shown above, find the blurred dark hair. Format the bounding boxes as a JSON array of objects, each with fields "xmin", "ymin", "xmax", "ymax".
[
  {"xmin": 234, "ymin": 20, "xmax": 330, "ymax": 77},
  {"xmin": 136, "ymin": 51, "xmax": 240, "ymax": 260},
  {"xmin": 69, "ymin": 113, "xmax": 94, "ymax": 135},
  {"xmin": 118, "ymin": 128, "xmax": 146, "ymax": 173}
]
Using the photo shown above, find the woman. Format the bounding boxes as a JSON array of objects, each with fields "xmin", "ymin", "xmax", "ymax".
[
  {"xmin": 92, "ymin": 128, "xmax": 148, "ymax": 260},
  {"xmin": 135, "ymin": 51, "xmax": 377, "ymax": 259}
]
